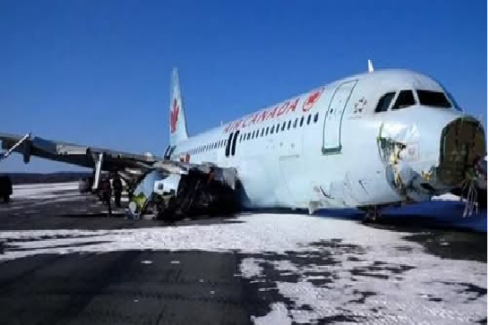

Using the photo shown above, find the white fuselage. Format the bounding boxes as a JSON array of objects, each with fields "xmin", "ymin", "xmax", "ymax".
[{"xmin": 170, "ymin": 69, "xmax": 477, "ymax": 211}]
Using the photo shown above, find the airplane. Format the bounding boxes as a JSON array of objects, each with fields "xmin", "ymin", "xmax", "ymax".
[{"xmin": 1, "ymin": 62, "xmax": 487, "ymax": 220}]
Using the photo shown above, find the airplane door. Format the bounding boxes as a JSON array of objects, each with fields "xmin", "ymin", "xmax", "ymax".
[
  {"xmin": 231, "ymin": 131, "xmax": 240, "ymax": 156},
  {"xmin": 322, "ymin": 80, "xmax": 357, "ymax": 153}
]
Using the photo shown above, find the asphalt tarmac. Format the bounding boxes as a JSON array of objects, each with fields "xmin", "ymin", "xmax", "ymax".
[{"xmin": 0, "ymin": 183, "xmax": 486, "ymax": 324}]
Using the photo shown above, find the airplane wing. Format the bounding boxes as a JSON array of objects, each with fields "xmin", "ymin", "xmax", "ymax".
[
  {"xmin": 0, "ymin": 132, "xmax": 161, "ymax": 172},
  {"xmin": 0, "ymin": 132, "xmax": 238, "ymax": 191}
]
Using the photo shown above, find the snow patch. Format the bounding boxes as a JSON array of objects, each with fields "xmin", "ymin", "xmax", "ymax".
[
  {"xmin": 240, "ymin": 258, "xmax": 264, "ymax": 278},
  {"xmin": 432, "ymin": 193, "xmax": 461, "ymax": 201},
  {"xmin": 12, "ymin": 182, "xmax": 79, "ymax": 199},
  {"xmin": 252, "ymin": 303, "xmax": 291, "ymax": 325}
]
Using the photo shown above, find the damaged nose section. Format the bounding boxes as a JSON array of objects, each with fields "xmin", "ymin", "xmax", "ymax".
[
  {"xmin": 377, "ymin": 117, "xmax": 486, "ymax": 204},
  {"xmin": 437, "ymin": 117, "xmax": 486, "ymax": 187}
]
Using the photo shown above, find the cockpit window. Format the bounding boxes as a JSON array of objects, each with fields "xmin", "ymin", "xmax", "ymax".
[
  {"xmin": 392, "ymin": 90, "xmax": 416, "ymax": 110},
  {"xmin": 417, "ymin": 90, "xmax": 451, "ymax": 108},
  {"xmin": 445, "ymin": 91, "xmax": 462, "ymax": 111},
  {"xmin": 375, "ymin": 92, "xmax": 396, "ymax": 112}
]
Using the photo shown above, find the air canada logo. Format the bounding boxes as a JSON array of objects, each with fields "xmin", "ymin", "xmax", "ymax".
[
  {"xmin": 302, "ymin": 88, "xmax": 324, "ymax": 112},
  {"xmin": 170, "ymin": 99, "xmax": 179, "ymax": 134}
]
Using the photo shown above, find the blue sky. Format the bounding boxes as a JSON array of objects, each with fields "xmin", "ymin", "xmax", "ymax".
[{"xmin": 0, "ymin": 0, "xmax": 486, "ymax": 172}]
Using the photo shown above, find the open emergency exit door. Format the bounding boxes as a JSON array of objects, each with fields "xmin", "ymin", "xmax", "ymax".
[{"xmin": 322, "ymin": 80, "xmax": 357, "ymax": 153}]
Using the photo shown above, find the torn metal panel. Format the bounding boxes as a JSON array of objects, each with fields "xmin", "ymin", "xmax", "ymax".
[
  {"xmin": 127, "ymin": 165, "xmax": 238, "ymax": 221},
  {"xmin": 377, "ymin": 117, "xmax": 487, "ymax": 212},
  {"xmin": 377, "ymin": 122, "xmax": 436, "ymax": 202}
]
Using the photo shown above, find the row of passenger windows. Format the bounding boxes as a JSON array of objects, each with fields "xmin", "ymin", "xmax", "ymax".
[
  {"xmin": 239, "ymin": 112, "xmax": 319, "ymax": 142},
  {"xmin": 375, "ymin": 89, "xmax": 452, "ymax": 113},
  {"xmin": 181, "ymin": 112, "xmax": 320, "ymax": 156},
  {"xmin": 185, "ymin": 139, "xmax": 227, "ymax": 156}
]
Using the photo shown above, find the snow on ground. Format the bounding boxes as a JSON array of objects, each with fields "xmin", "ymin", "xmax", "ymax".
[
  {"xmin": 0, "ymin": 214, "xmax": 485, "ymax": 323},
  {"xmin": 432, "ymin": 193, "xmax": 461, "ymax": 201},
  {"xmin": 0, "ymin": 213, "xmax": 408, "ymax": 258},
  {"xmin": 11, "ymin": 182, "xmax": 79, "ymax": 199},
  {"xmin": 252, "ymin": 303, "xmax": 291, "ymax": 325},
  {"xmin": 0, "ymin": 182, "xmax": 486, "ymax": 324}
]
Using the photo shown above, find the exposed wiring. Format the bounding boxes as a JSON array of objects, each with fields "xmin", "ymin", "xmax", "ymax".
[{"xmin": 460, "ymin": 167, "xmax": 480, "ymax": 217}]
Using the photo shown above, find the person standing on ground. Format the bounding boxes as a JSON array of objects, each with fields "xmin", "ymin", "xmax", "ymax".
[
  {"xmin": 99, "ymin": 176, "xmax": 112, "ymax": 217},
  {"xmin": 112, "ymin": 173, "xmax": 123, "ymax": 208}
]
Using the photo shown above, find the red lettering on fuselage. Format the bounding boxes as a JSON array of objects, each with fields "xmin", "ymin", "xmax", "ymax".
[
  {"xmin": 265, "ymin": 106, "xmax": 279, "ymax": 120},
  {"xmin": 222, "ymin": 89, "xmax": 324, "ymax": 134},
  {"xmin": 255, "ymin": 110, "xmax": 268, "ymax": 123},
  {"xmin": 285, "ymin": 98, "xmax": 299, "ymax": 114},
  {"xmin": 276, "ymin": 102, "xmax": 290, "ymax": 117}
]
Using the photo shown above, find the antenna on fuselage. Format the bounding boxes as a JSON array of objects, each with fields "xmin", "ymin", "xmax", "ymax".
[{"xmin": 367, "ymin": 60, "xmax": 374, "ymax": 73}]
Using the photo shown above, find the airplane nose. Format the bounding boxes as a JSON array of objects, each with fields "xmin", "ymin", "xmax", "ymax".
[
  {"xmin": 437, "ymin": 117, "xmax": 486, "ymax": 187},
  {"xmin": 377, "ymin": 112, "xmax": 486, "ymax": 202}
]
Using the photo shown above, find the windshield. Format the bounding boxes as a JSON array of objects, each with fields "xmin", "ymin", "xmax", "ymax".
[
  {"xmin": 392, "ymin": 90, "xmax": 416, "ymax": 110},
  {"xmin": 417, "ymin": 90, "xmax": 451, "ymax": 108},
  {"xmin": 375, "ymin": 92, "xmax": 396, "ymax": 112}
]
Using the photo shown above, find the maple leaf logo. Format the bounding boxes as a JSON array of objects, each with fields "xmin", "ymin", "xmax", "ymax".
[
  {"xmin": 170, "ymin": 99, "xmax": 179, "ymax": 134},
  {"xmin": 302, "ymin": 88, "xmax": 324, "ymax": 112}
]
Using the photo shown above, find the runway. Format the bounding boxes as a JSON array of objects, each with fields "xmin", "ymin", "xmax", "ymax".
[{"xmin": 0, "ymin": 182, "xmax": 486, "ymax": 324}]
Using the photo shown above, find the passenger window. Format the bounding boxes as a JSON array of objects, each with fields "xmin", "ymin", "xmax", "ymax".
[
  {"xmin": 287, "ymin": 120, "xmax": 291, "ymax": 130},
  {"xmin": 307, "ymin": 115, "xmax": 311, "ymax": 125},
  {"xmin": 392, "ymin": 90, "xmax": 416, "ymax": 110},
  {"xmin": 314, "ymin": 113, "xmax": 319, "ymax": 123},
  {"xmin": 276, "ymin": 124, "xmax": 280, "ymax": 133},
  {"xmin": 261, "ymin": 128, "xmax": 265, "ymax": 137},
  {"xmin": 270, "ymin": 126, "xmax": 274, "ymax": 134},
  {"xmin": 293, "ymin": 118, "xmax": 298, "ymax": 128},
  {"xmin": 281, "ymin": 122, "xmax": 286, "ymax": 131},
  {"xmin": 300, "ymin": 116, "xmax": 304, "ymax": 127},
  {"xmin": 375, "ymin": 92, "xmax": 396, "ymax": 112},
  {"xmin": 247, "ymin": 133, "xmax": 251, "ymax": 140},
  {"xmin": 265, "ymin": 127, "xmax": 269, "ymax": 135}
]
